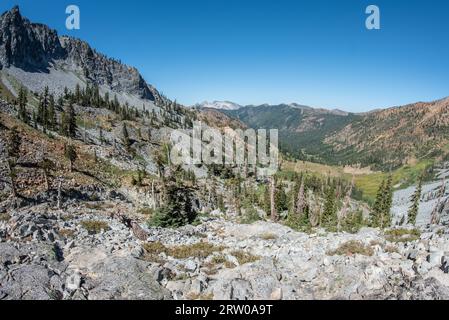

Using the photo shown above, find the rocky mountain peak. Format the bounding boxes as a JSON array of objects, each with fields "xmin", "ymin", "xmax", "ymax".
[
  {"xmin": 0, "ymin": 6, "xmax": 162, "ymax": 103},
  {"xmin": 0, "ymin": 6, "xmax": 64, "ymax": 71}
]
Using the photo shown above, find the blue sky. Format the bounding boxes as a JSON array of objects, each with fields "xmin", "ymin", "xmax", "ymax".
[{"xmin": 1, "ymin": 0, "xmax": 449, "ymax": 112}]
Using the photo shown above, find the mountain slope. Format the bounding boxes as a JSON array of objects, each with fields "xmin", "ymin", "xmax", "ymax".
[
  {"xmin": 222, "ymin": 104, "xmax": 360, "ymax": 163},
  {"xmin": 325, "ymin": 97, "xmax": 449, "ymax": 169},
  {"xmin": 219, "ymin": 97, "xmax": 449, "ymax": 170}
]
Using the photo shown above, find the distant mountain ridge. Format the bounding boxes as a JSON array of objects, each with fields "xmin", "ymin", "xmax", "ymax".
[
  {"xmin": 195, "ymin": 100, "xmax": 351, "ymax": 116},
  {"xmin": 218, "ymin": 98, "xmax": 449, "ymax": 169},
  {"xmin": 194, "ymin": 101, "xmax": 242, "ymax": 110}
]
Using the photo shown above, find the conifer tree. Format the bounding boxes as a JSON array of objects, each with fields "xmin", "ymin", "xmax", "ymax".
[
  {"xmin": 18, "ymin": 86, "xmax": 29, "ymax": 124},
  {"xmin": 408, "ymin": 174, "xmax": 423, "ymax": 225},
  {"xmin": 275, "ymin": 182, "xmax": 288, "ymax": 213},
  {"xmin": 122, "ymin": 123, "xmax": 131, "ymax": 150},
  {"xmin": 99, "ymin": 127, "xmax": 104, "ymax": 145},
  {"xmin": 372, "ymin": 179, "xmax": 385, "ymax": 228},
  {"xmin": 39, "ymin": 158, "xmax": 54, "ymax": 191},
  {"xmin": 64, "ymin": 144, "xmax": 77, "ymax": 172},
  {"xmin": 7, "ymin": 127, "xmax": 21, "ymax": 198},
  {"xmin": 47, "ymin": 94, "xmax": 56, "ymax": 131},
  {"xmin": 381, "ymin": 174, "xmax": 394, "ymax": 228},
  {"xmin": 75, "ymin": 84, "xmax": 81, "ymax": 103},
  {"xmin": 149, "ymin": 182, "xmax": 197, "ymax": 228},
  {"xmin": 322, "ymin": 184, "xmax": 337, "ymax": 227},
  {"xmin": 62, "ymin": 103, "xmax": 77, "ymax": 138}
]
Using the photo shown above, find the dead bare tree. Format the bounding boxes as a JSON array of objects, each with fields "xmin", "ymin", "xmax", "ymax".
[
  {"xmin": 338, "ymin": 175, "xmax": 355, "ymax": 232},
  {"xmin": 296, "ymin": 180, "xmax": 306, "ymax": 217},
  {"xmin": 270, "ymin": 176, "xmax": 278, "ymax": 221},
  {"xmin": 57, "ymin": 177, "xmax": 62, "ymax": 209},
  {"xmin": 431, "ymin": 177, "xmax": 446, "ymax": 225}
]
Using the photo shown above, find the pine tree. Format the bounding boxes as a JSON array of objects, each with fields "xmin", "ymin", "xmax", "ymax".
[
  {"xmin": 322, "ymin": 185, "xmax": 337, "ymax": 227},
  {"xmin": 18, "ymin": 86, "xmax": 29, "ymax": 124},
  {"xmin": 39, "ymin": 87, "xmax": 50, "ymax": 129},
  {"xmin": 75, "ymin": 84, "xmax": 81, "ymax": 103},
  {"xmin": 64, "ymin": 144, "xmax": 77, "ymax": 172},
  {"xmin": 408, "ymin": 174, "xmax": 423, "ymax": 225},
  {"xmin": 99, "ymin": 127, "xmax": 104, "ymax": 145},
  {"xmin": 122, "ymin": 123, "xmax": 131, "ymax": 150},
  {"xmin": 7, "ymin": 127, "xmax": 21, "ymax": 198},
  {"xmin": 62, "ymin": 103, "xmax": 77, "ymax": 138},
  {"xmin": 371, "ymin": 179, "xmax": 385, "ymax": 228},
  {"xmin": 149, "ymin": 183, "xmax": 197, "ymax": 228},
  {"xmin": 32, "ymin": 111, "xmax": 37, "ymax": 128},
  {"xmin": 47, "ymin": 94, "xmax": 56, "ymax": 131},
  {"xmin": 275, "ymin": 182, "xmax": 288, "ymax": 213},
  {"xmin": 39, "ymin": 158, "xmax": 54, "ymax": 191},
  {"xmin": 381, "ymin": 174, "xmax": 393, "ymax": 228}
]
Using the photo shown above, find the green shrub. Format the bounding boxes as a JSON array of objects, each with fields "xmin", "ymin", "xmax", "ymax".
[
  {"xmin": 327, "ymin": 240, "xmax": 374, "ymax": 257},
  {"xmin": 80, "ymin": 220, "xmax": 109, "ymax": 234},
  {"xmin": 384, "ymin": 228, "xmax": 421, "ymax": 243},
  {"xmin": 240, "ymin": 206, "xmax": 260, "ymax": 225}
]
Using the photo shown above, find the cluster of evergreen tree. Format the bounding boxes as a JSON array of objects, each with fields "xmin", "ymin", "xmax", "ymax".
[
  {"xmin": 149, "ymin": 182, "xmax": 196, "ymax": 228},
  {"xmin": 371, "ymin": 175, "xmax": 393, "ymax": 228},
  {"xmin": 35, "ymin": 87, "xmax": 57, "ymax": 133}
]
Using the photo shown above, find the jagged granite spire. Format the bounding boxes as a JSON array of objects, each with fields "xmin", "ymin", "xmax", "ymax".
[
  {"xmin": 0, "ymin": 6, "xmax": 162, "ymax": 102},
  {"xmin": 0, "ymin": 6, "xmax": 65, "ymax": 70}
]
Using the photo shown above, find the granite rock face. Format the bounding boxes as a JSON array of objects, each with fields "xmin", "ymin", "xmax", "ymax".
[
  {"xmin": 1, "ymin": 203, "xmax": 449, "ymax": 301},
  {"xmin": 0, "ymin": 6, "xmax": 161, "ymax": 102}
]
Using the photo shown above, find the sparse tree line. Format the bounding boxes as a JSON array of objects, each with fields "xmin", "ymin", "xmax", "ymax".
[
  {"xmin": 3, "ymin": 84, "xmax": 435, "ymax": 232},
  {"xmin": 3, "ymin": 124, "xmax": 79, "ymax": 201}
]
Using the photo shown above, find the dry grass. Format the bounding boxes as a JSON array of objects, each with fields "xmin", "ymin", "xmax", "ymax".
[
  {"xmin": 201, "ymin": 262, "xmax": 220, "ymax": 275},
  {"xmin": 59, "ymin": 228, "xmax": 76, "ymax": 238},
  {"xmin": 185, "ymin": 292, "xmax": 214, "ymax": 300},
  {"xmin": 230, "ymin": 250, "xmax": 260, "ymax": 265},
  {"xmin": 211, "ymin": 254, "xmax": 227, "ymax": 264},
  {"xmin": 143, "ymin": 241, "xmax": 226, "ymax": 260},
  {"xmin": 369, "ymin": 239, "xmax": 384, "ymax": 247},
  {"xmin": 327, "ymin": 240, "xmax": 374, "ymax": 257},
  {"xmin": 384, "ymin": 244, "xmax": 400, "ymax": 254},
  {"xmin": 85, "ymin": 202, "xmax": 115, "ymax": 211},
  {"xmin": 385, "ymin": 228, "xmax": 421, "ymax": 243},
  {"xmin": 138, "ymin": 207, "xmax": 154, "ymax": 216},
  {"xmin": 224, "ymin": 260, "xmax": 237, "ymax": 269},
  {"xmin": 259, "ymin": 233, "xmax": 278, "ymax": 241},
  {"xmin": 80, "ymin": 220, "xmax": 110, "ymax": 234},
  {"xmin": 0, "ymin": 213, "xmax": 11, "ymax": 222}
]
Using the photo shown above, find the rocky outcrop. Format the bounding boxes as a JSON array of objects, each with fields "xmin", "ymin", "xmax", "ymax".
[
  {"xmin": 0, "ymin": 6, "xmax": 64, "ymax": 71},
  {"xmin": 0, "ymin": 6, "xmax": 162, "ymax": 102},
  {"xmin": 2, "ymin": 201, "xmax": 448, "ymax": 301},
  {"xmin": 0, "ymin": 205, "xmax": 171, "ymax": 300}
]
